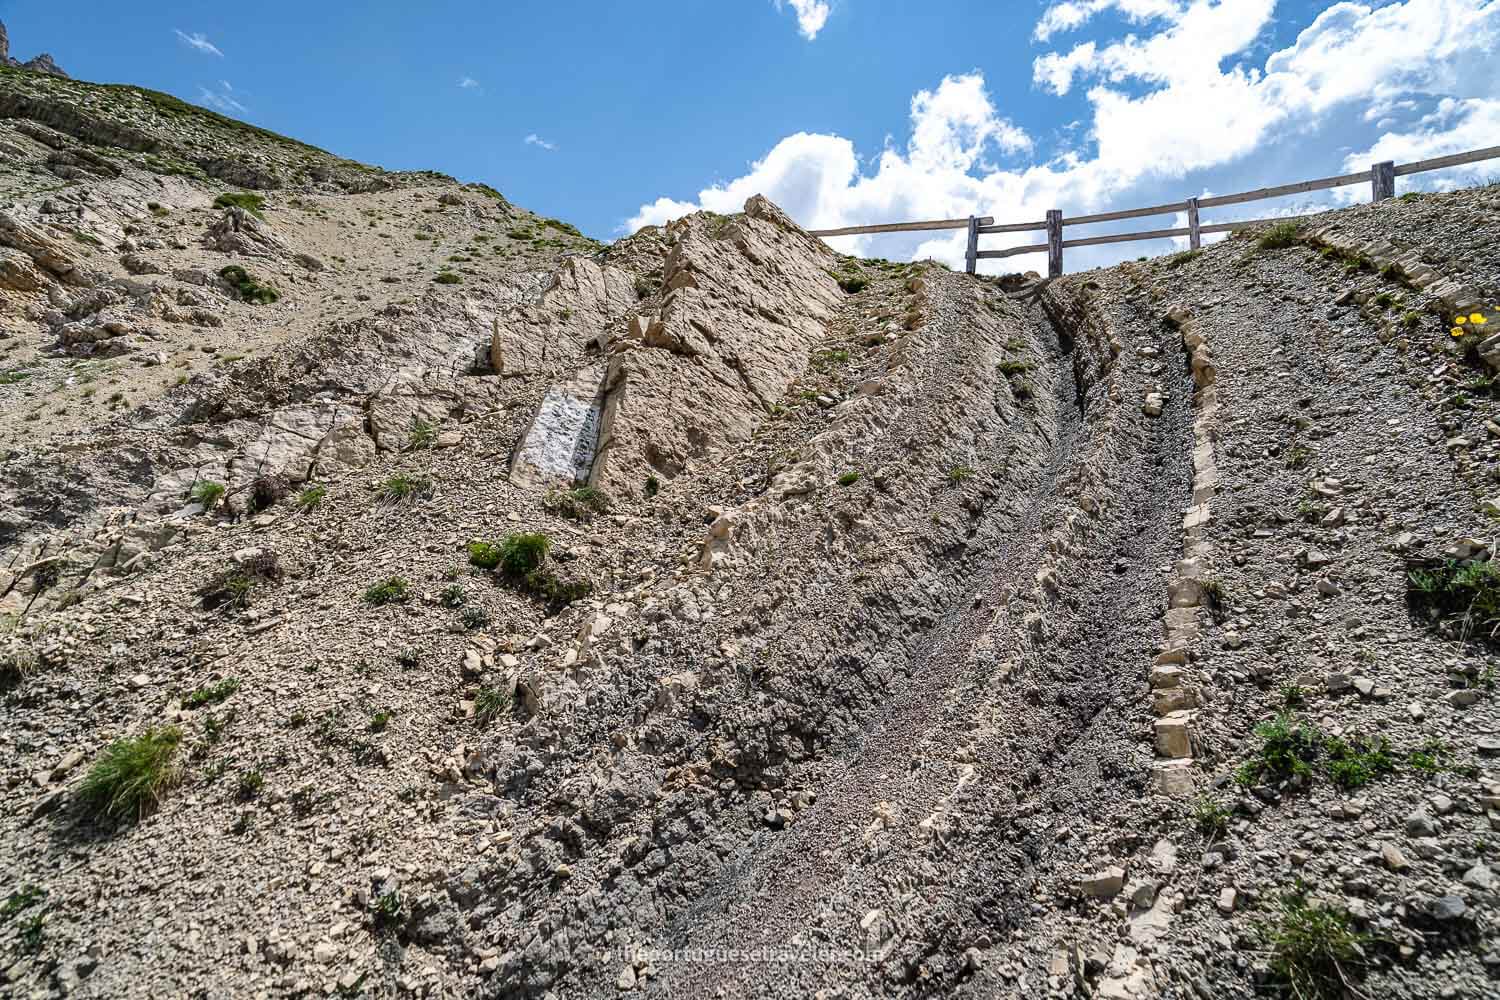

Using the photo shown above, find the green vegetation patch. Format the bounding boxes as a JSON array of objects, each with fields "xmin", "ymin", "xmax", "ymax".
[
  {"xmin": 219, "ymin": 265, "xmax": 280, "ymax": 305},
  {"xmin": 76, "ymin": 726, "xmax": 183, "ymax": 823},
  {"xmin": 1408, "ymin": 557, "xmax": 1500, "ymax": 643},
  {"xmin": 214, "ymin": 192, "xmax": 266, "ymax": 215},
  {"xmin": 543, "ymin": 485, "xmax": 610, "ymax": 522},
  {"xmin": 1256, "ymin": 221, "xmax": 1302, "ymax": 250}
]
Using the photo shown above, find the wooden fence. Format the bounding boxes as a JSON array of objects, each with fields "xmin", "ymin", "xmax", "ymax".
[{"xmin": 806, "ymin": 145, "xmax": 1500, "ymax": 276}]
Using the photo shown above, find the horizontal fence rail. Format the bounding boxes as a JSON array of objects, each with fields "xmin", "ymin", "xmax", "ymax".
[{"xmin": 806, "ymin": 144, "xmax": 1500, "ymax": 276}]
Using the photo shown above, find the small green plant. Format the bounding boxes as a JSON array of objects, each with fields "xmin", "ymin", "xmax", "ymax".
[
  {"xmin": 460, "ymin": 605, "xmax": 490, "ymax": 630},
  {"xmin": 837, "ymin": 272, "xmax": 868, "ymax": 293},
  {"xmin": 1191, "ymin": 795, "xmax": 1230, "ymax": 840},
  {"xmin": 192, "ymin": 480, "xmax": 226, "ymax": 510},
  {"xmin": 218, "ymin": 265, "xmax": 279, "ymax": 305},
  {"xmin": 948, "ymin": 465, "xmax": 976, "ymax": 484},
  {"xmin": 408, "ymin": 418, "xmax": 438, "ymax": 450},
  {"xmin": 1407, "ymin": 557, "xmax": 1500, "ymax": 642},
  {"xmin": 433, "ymin": 271, "xmax": 462, "ymax": 285},
  {"xmin": 997, "ymin": 359, "xmax": 1033, "ymax": 377},
  {"xmin": 183, "ymin": 677, "xmax": 240, "ymax": 709},
  {"xmin": 468, "ymin": 540, "xmax": 504, "ymax": 570},
  {"xmin": 0, "ymin": 886, "xmax": 45, "ymax": 925},
  {"xmin": 1262, "ymin": 892, "xmax": 1367, "ymax": 1000},
  {"xmin": 76, "ymin": 726, "xmax": 184, "ymax": 822},
  {"xmin": 1257, "ymin": 221, "xmax": 1301, "ymax": 250},
  {"xmin": 1236, "ymin": 713, "xmax": 1321, "ymax": 787},
  {"xmin": 296, "ymin": 485, "xmax": 327, "ymax": 510},
  {"xmin": 214, "ymin": 192, "xmax": 266, "ymax": 214},
  {"xmin": 543, "ymin": 485, "xmax": 610, "ymax": 522},
  {"xmin": 1285, "ymin": 444, "xmax": 1311, "ymax": 470},
  {"xmin": 363, "ymin": 577, "xmax": 411, "ymax": 606},
  {"xmin": 837, "ymin": 471, "xmax": 860, "ymax": 487},
  {"xmin": 1323, "ymin": 734, "xmax": 1395, "ymax": 791},
  {"xmin": 368, "ymin": 709, "xmax": 393, "ymax": 733},
  {"xmin": 497, "ymin": 533, "xmax": 550, "ymax": 576},
  {"xmin": 474, "ymin": 686, "xmax": 511, "ymax": 727},
  {"xmin": 237, "ymin": 770, "xmax": 264, "ymax": 799},
  {"xmin": 373, "ymin": 890, "xmax": 403, "ymax": 928},
  {"xmin": 644, "ymin": 475, "xmax": 661, "ymax": 497},
  {"xmin": 1165, "ymin": 249, "xmax": 1201, "ymax": 269},
  {"xmin": 1373, "ymin": 291, "xmax": 1396, "ymax": 310},
  {"xmin": 198, "ymin": 550, "xmax": 283, "ymax": 610},
  {"xmin": 440, "ymin": 583, "xmax": 467, "ymax": 608},
  {"xmin": 1280, "ymin": 682, "xmax": 1307, "ymax": 708},
  {"xmin": 1407, "ymin": 737, "xmax": 1453, "ymax": 775},
  {"xmin": 379, "ymin": 474, "xmax": 433, "ymax": 505}
]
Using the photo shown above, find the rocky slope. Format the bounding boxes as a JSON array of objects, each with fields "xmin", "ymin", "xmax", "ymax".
[{"xmin": 3, "ymin": 53, "xmax": 1500, "ymax": 1000}]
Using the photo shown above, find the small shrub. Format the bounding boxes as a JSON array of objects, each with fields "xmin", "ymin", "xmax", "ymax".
[
  {"xmin": 837, "ymin": 273, "xmax": 868, "ymax": 293},
  {"xmin": 1192, "ymin": 795, "xmax": 1230, "ymax": 839},
  {"xmin": 837, "ymin": 471, "xmax": 860, "ymax": 487},
  {"xmin": 1399, "ymin": 310, "xmax": 1422, "ymax": 329},
  {"xmin": 644, "ymin": 475, "xmax": 661, "ymax": 498},
  {"xmin": 1407, "ymin": 737, "xmax": 1453, "ymax": 775},
  {"xmin": 543, "ymin": 485, "xmax": 610, "ymax": 522},
  {"xmin": 1257, "ymin": 221, "xmax": 1301, "ymax": 250},
  {"xmin": 1374, "ymin": 291, "xmax": 1396, "ymax": 309},
  {"xmin": 368, "ymin": 709, "xmax": 393, "ymax": 733},
  {"xmin": 1411, "ymin": 558, "xmax": 1500, "ymax": 630},
  {"xmin": 1166, "ymin": 249, "xmax": 1201, "ymax": 269},
  {"xmin": 460, "ymin": 605, "xmax": 489, "ymax": 630},
  {"xmin": 1280, "ymin": 682, "xmax": 1306, "ymax": 708},
  {"xmin": 1236, "ymin": 713, "xmax": 1321, "ymax": 786},
  {"xmin": 363, "ymin": 577, "xmax": 411, "ymax": 606},
  {"xmin": 433, "ymin": 271, "xmax": 462, "ymax": 285},
  {"xmin": 192, "ymin": 480, "xmax": 226, "ymax": 510},
  {"xmin": 408, "ymin": 418, "xmax": 437, "ymax": 450},
  {"xmin": 237, "ymin": 770, "xmax": 264, "ymax": 800},
  {"xmin": 219, "ymin": 265, "xmax": 279, "ymax": 305},
  {"xmin": 497, "ymin": 533, "xmax": 550, "ymax": 576},
  {"xmin": 468, "ymin": 540, "xmax": 504, "ymax": 570},
  {"xmin": 198, "ymin": 550, "xmax": 283, "ymax": 610},
  {"xmin": 997, "ymin": 359, "xmax": 1032, "ymax": 376},
  {"xmin": 76, "ymin": 726, "xmax": 183, "ymax": 822},
  {"xmin": 440, "ymin": 583, "xmax": 467, "ymax": 608},
  {"xmin": 1262, "ymin": 893, "xmax": 1367, "ymax": 1000},
  {"xmin": 296, "ymin": 485, "xmax": 327, "ymax": 510},
  {"xmin": 379, "ymin": 474, "xmax": 433, "ymax": 505},
  {"xmin": 183, "ymin": 677, "xmax": 240, "ymax": 709},
  {"xmin": 948, "ymin": 465, "xmax": 975, "ymax": 484},
  {"xmin": 1285, "ymin": 444, "xmax": 1311, "ymax": 470},
  {"xmin": 249, "ymin": 473, "xmax": 290, "ymax": 513},
  {"xmin": 1323, "ymin": 734, "xmax": 1395, "ymax": 791},
  {"xmin": 474, "ymin": 686, "xmax": 511, "ymax": 727},
  {"xmin": 214, "ymin": 192, "xmax": 265, "ymax": 214}
]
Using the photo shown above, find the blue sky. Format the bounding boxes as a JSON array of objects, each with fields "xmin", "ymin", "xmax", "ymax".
[{"xmin": 4, "ymin": 1, "xmax": 1498, "ymax": 270}]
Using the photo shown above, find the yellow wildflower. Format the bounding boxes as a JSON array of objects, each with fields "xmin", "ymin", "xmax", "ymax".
[
  {"xmin": 1471, "ymin": 313, "xmax": 1488, "ymax": 325},
  {"xmin": 1451, "ymin": 327, "xmax": 1465, "ymax": 337},
  {"xmin": 1455, "ymin": 316, "xmax": 1467, "ymax": 324}
]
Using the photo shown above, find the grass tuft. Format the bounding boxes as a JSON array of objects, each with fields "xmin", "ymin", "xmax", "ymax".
[
  {"xmin": 363, "ymin": 577, "xmax": 411, "ymax": 606},
  {"xmin": 76, "ymin": 726, "xmax": 183, "ymax": 823},
  {"xmin": 543, "ymin": 485, "xmax": 610, "ymax": 522},
  {"xmin": 1263, "ymin": 893, "xmax": 1367, "ymax": 1000},
  {"xmin": 1257, "ymin": 221, "xmax": 1302, "ymax": 250}
]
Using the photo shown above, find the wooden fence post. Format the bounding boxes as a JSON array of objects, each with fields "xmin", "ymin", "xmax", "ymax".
[
  {"xmin": 1046, "ymin": 209, "xmax": 1063, "ymax": 278},
  {"xmin": 965, "ymin": 215, "xmax": 979, "ymax": 275},
  {"xmin": 1186, "ymin": 197, "xmax": 1201, "ymax": 250},
  {"xmin": 1372, "ymin": 161, "xmax": 1395, "ymax": 201}
]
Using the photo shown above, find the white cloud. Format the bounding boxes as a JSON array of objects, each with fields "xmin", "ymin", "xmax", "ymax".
[
  {"xmin": 458, "ymin": 77, "xmax": 480, "ymax": 89},
  {"xmin": 174, "ymin": 29, "xmax": 223, "ymax": 57},
  {"xmin": 1033, "ymin": 0, "xmax": 1184, "ymax": 42},
  {"xmin": 524, "ymin": 133, "xmax": 557, "ymax": 151},
  {"xmin": 198, "ymin": 85, "xmax": 246, "ymax": 114},
  {"xmin": 775, "ymin": 0, "xmax": 832, "ymax": 40},
  {"xmin": 628, "ymin": 0, "xmax": 1500, "ymax": 272}
]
